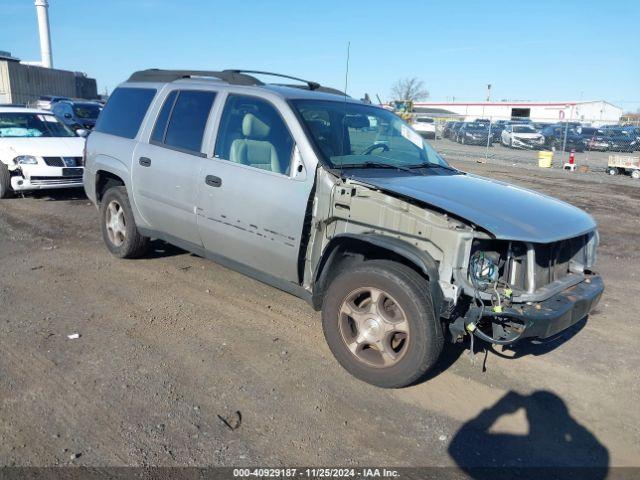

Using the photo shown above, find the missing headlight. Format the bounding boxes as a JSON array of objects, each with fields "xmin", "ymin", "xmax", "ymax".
[{"xmin": 470, "ymin": 250, "xmax": 499, "ymax": 289}]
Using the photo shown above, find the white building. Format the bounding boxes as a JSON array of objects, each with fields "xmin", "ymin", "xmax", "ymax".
[{"xmin": 412, "ymin": 100, "xmax": 622, "ymax": 126}]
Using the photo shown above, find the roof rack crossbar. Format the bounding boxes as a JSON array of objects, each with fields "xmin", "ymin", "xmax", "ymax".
[{"xmin": 223, "ymin": 70, "xmax": 321, "ymax": 90}]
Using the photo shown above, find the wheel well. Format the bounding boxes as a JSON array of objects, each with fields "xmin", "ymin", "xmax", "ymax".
[
  {"xmin": 312, "ymin": 237, "xmax": 433, "ymax": 311},
  {"xmin": 95, "ymin": 171, "xmax": 125, "ymax": 204}
]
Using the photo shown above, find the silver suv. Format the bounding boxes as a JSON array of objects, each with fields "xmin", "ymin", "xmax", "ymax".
[{"xmin": 84, "ymin": 69, "xmax": 604, "ymax": 388}]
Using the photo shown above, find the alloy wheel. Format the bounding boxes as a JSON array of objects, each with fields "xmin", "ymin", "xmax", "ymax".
[
  {"xmin": 105, "ymin": 200, "xmax": 126, "ymax": 247},
  {"xmin": 338, "ymin": 287, "xmax": 410, "ymax": 368}
]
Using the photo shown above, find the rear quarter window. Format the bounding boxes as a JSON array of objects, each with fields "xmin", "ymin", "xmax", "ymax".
[{"xmin": 95, "ymin": 87, "xmax": 156, "ymax": 139}]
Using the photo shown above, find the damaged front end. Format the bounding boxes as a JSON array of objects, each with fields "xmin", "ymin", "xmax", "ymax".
[{"xmin": 449, "ymin": 233, "xmax": 603, "ymax": 345}]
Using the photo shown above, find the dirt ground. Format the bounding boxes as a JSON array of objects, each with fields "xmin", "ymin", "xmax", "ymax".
[{"xmin": 0, "ymin": 160, "xmax": 639, "ymax": 472}]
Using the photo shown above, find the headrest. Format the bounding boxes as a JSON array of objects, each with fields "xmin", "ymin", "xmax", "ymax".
[{"xmin": 242, "ymin": 113, "xmax": 270, "ymax": 139}]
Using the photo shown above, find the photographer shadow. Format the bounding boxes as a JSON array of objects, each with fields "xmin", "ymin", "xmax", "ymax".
[{"xmin": 448, "ymin": 390, "xmax": 609, "ymax": 480}]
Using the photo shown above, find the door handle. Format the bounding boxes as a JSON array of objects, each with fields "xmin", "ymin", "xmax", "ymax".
[
  {"xmin": 205, "ymin": 175, "xmax": 222, "ymax": 187},
  {"xmin": 139, "ymin": 157, "xmax": 152, "ymax": 167}
]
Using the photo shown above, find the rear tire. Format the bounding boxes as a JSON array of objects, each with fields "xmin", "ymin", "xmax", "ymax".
[
  {"xmin": 0, "ymin": 163, "xmax": 12, "ymax": 199},
  {"xmin": 100, "ymin": 186, "xmax": 150, "ymax": 258},
  {"xmin": 321, "ymin": 260, "xmax": 443, "ymax": 388},
  {"xmin": 631, "ymin": 170, "xmax": 640, "ymax": 180}
]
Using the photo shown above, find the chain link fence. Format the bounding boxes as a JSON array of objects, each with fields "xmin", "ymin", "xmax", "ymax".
[{"xmin": 408, "ymin": 112, "xmax": 640, "ymax": 176}]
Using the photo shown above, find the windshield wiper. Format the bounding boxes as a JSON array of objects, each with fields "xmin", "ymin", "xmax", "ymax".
[
  {"xmin": 407, "ymin": 162, "xmax": 458, "ymax": 172},
  {"xmin": 337, "ymin": 161, "xmax": 421, "ymax": 175}
]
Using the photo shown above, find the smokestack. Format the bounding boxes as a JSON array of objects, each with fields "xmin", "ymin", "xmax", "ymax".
[{"xmin": 34, "ymin": 0, "xmax": 53, "ymax": 68}]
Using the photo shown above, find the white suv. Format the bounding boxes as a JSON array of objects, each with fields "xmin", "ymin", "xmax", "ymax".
[{"xmin": 411, "ymin": 117, "xmax": 436, "ymax": 139}]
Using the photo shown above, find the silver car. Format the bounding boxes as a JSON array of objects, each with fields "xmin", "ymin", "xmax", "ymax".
[{"xmin": 84, "ymin": 69, "xmax": 604, "ymax": 388}]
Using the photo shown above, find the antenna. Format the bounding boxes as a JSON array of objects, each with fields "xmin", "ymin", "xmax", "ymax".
[
  {"xmin": 340, "ymin": 41, "xmax": 351, "ymax": 179},
  {"xmin": 343, "ymin": 42, "xmax": 350, "ymax": 97}
]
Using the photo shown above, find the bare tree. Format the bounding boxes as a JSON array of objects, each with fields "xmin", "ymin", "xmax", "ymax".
[{"xmin": 390, "ymin": 77, "xmax": 429, "ymax": 101}]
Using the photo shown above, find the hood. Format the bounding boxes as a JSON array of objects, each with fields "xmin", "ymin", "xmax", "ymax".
[
  {"xmin": 350, "ymin": 172, "xmax": 596, "ymax": 243},
  {"xmin": 0, "ymin": 137, "xmax": 85, "ymax": 161}
]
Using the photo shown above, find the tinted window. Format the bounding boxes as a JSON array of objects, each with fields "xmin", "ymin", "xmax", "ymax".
[
  {"xmin": 73, "ymin": 103, "xmax": 101, "ymax": 119},
  {"xmin": 95, "ymin": 87, "xmax": 156, "ymax": 139},
  {"xmin": 151, "ymin": 90, "xmax": 178, "ymax": 143},
  {"xmin": 164, "ymin": 90, "xmax": 215, "ymax": 153},
  {"xmin": 215, "ymin": 95, "xmax": 294, "ymax": 175}
]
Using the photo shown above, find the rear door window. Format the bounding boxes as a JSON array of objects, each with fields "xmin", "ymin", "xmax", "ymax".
[
  {"xmin": 162, "ymin": 90, "xmax": 216, "ymax": 154},
  {"xmin": 95, "ymin": 87, "xmax": 156, "ymax": 139},
  {"xmin": 150, "ymin": 90, "xmax": 178, "ymax": 144}
]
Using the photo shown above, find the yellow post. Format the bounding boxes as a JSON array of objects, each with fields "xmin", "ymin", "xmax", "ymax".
[{"xmin": 538, "ymin": 151, "xmax": 553, "ymax": 168}]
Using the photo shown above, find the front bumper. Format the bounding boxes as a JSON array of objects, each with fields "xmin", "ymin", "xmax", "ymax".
[
  {"xmin": 416, "ymin": 130, "xmax": 436, "ymax": 139},
  {"xmin": 11, "ymin": 174, "xmax": 84, "ymax": 191},
  {"xmin": 512, "ymin": 138, "xmax": 545, "ymax": 150},
  {"xmin": 489, "ymin": 274, "xmax": 604, "ymax": 341},
  {"xmin": 465, "ymin": 137, "xmax": 490, "ymax": 145}
]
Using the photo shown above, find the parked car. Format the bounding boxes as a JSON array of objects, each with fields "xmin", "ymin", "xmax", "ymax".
[
  {"xmin": 35, "ymin": 95, "xmax": 72, "ymax": 110},
  {"xmin": 52, "ymin": 100, "xmax": 102, "ymax": 131},
  {"xmin": 449, "ymin": 121, "xmax": 464, "ymax": 141},
  {"xmin": 602, "ymin": 127, "xmax": 638, "ymax": 152},
  {"xmin": 501, "ymin": 124, "xmax": 545, "ymax": 149},
  {"xmin": 540, "ymin": 125, "xmax": 585, "ymax": 152},
  {"xmin": 580, "ymin": 127, "xmax": 609, "ymax": 151},
  {"xmin": 0, "ymin": 107, "xmax": 86, "ymax": 198},
  {"xmin": 84, "ymin": 68, "xmax": 603, "ymax": 388},
  {"xmin": 442, "ymin": 121, "xmax": 459, "ymax": 139},
  {"xmin": 490, "ymin": 121, "xmax": 508, "ymax": 143},
  {"xmin": 456, "ymin": 122, "xmax": 491, "ymax": 145},
  {"xmin": 411, "ymin": 116, "xmax": 436, "ymax": 139}
]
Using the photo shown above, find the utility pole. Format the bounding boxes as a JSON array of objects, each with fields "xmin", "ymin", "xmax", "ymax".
[{"xmin": 486, "ymin": 84, "xmax": 492, "ymax": 102}]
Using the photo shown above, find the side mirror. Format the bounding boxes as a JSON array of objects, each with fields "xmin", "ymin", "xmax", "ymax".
[
  {"xmin": 291, "ymin": 145, "xmax": 306, "ymax": 181},
  {"xmin": 76, "ymin": 129, "xmax": 89, "ymax": 138},
  {"xmin": 64, "ymin": 113, "xmax": 72, "ymax": 119}
]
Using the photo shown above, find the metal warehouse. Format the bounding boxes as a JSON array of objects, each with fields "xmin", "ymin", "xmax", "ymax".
[
  {"xmin": 413, "ymin": 101, "xmax": 622, "ymax": 126},
  {"xmin": 0, "ymin": 51, "xmax": 98, "ymax": 105}
]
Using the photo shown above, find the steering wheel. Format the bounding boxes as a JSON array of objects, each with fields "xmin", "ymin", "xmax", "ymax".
[{"xmin": 361, "ymin": 143, "xmax": 390, "ymax": 155}]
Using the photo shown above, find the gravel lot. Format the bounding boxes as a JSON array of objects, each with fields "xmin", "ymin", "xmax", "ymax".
[{"xmin": 0, "ymin": 159, "xmax": 639, "ymax": 471}]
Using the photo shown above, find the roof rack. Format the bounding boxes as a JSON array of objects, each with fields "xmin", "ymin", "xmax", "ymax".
[
  {"xmin": 273, "ymin": 84, "xmax": 348, "ymax": 96},
  {"xmin": 127, "ymin": 69, "xmax": 262, "ymax": 85},
  {"xmin": 225, "ymin": 70, "xmax": 320, "ymax": 90},
  {"xmin": 126, "ymin": 69, "xmax": 347, "ymax": 95}
]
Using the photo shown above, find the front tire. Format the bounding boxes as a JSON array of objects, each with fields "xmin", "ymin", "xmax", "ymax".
[
  {"xmin": 0, "ymin": 163, "xmax": 12, "ymax": 199},
  {"xmin": 100, "ymin": 186, "xmax": 150, "ymax": 258},
  {"xmin": 322, "ymin": 260, "xmax": 443, "ymax": 388}
]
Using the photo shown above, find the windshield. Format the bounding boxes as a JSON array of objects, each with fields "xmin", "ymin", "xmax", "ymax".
[
  {"xmin": 513, "ymin": 125, "xmax": 537, "ymax": 133},
  {"xmin": 0, "ymin": 112, "xmax": 77, "ymax": 138},
  {"xmin": 73, "ymin": 103, "xmax": 101, "ymax": 119},
  {"xmin": 293, "ymin": 100, "xmax": 449, "ymax": 169},
  {"xmin": 467, "ymin": 123, "xmax": 489, "ymax": 131}
]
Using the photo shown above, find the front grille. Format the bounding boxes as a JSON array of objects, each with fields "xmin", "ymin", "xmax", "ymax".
[
  {"xmin": 531, "ymin": 236, "xmax": 588, "ymax": 289},
  {"xmin": 43, "ymin": 156, "xmax": 83, "ymax": 167}
]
